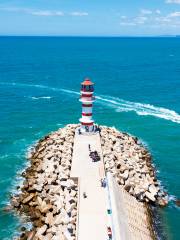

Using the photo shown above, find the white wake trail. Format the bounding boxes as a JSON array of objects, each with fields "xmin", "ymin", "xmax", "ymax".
[
  {"xmin": 0, "ymin": 82, "xmax": 79, "ymax": 95},
  {"xmin": 96, "ymin": 95, "xmax": 180, "ymax": 124},
  {"xmin": 1, "ymin": 82, "xmax": 180, "ymax": 124}
]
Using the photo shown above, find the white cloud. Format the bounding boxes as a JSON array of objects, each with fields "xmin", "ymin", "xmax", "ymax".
[
  {"xmin": 120, "ymin": 22, "xmax": 137, "ymax": 26},
  {"xmin": 156, "ymin": 10, "xmax": 161, "ymax": 14},
  {"xmin": 31, "ymin": 10, "xmax": 64, "ymax": 16},
  {"xmin": 120, "ymin": 16, "xmax": 148, "ymax": 26},
  {"xmin": 166, "ymin": 0, "xmax": 180, "ymax": 4},
  {"xmin": 168, "ymin": 11, "xmax": 180, "ymax": 17},
  {"xmin": 155, "ymin": 16, "xmax": 171, "ymax": 23},
  {"xmin": 155, "ymin": 14, "xmax": 180, "ymax": 27},
  {"xmin": 0, "ymin": 7, "xmax": 30, "ymax": 13},
  {"xmin": 135, "ymin": 16, "xmax": 148, "ymax": 24},
  {"xmin": 0, "ymin": 7, "xmax": 88, "ymax": 17},
  {"xmin": 70, "ymin": 12, "xmax": 88, "ymax": 16},
  {"xmin": 120, "ymin": 10, "xmax": 180, "ymax": 28},
  {"xmin": 140, "ymin": 9, "xmax": 152, "ymax": 15},
  {"xmin": 0, "ymin": 7, "xmax": 64, "ymax": 16},
  {"xmin": 121, "ymin": 16, "xmax": 127, "ymax": 19}
]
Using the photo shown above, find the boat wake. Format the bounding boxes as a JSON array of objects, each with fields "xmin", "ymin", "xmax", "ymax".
[
  {"xmin": 1, "ymin": 82, "xmax": 180, "ymax": 124},
  {"xmin": 96, "ymin": 95, "xmax": 180, "ymax": 124}
]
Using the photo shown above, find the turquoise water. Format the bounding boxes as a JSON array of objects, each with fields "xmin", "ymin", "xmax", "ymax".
[{"xmin": 0, "ymin": 37, "xmax": 179, "ymax": 239}]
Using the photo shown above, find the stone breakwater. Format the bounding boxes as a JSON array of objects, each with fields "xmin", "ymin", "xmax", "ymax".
[
  {"xmin": 100, "ymin": 126, "xmax": 168, "ymax": 206},
  {"xmin": 11, "ymin": 124, "xmax": 78, "ymax": 240},
  {"xmin": 10, "ymin": 124, "xmax": 168, "ymax": 239}
]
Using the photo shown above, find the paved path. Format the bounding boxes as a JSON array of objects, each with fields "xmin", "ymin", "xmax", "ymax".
[{"xmin": 71, "ymin": 131, "xmax": 108, "ymax": 240}]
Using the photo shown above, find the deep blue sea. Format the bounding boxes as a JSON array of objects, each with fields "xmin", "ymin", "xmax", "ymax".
[{"xmin": 0, "ymin": 37, "xmax": 179, "ymax": 239}]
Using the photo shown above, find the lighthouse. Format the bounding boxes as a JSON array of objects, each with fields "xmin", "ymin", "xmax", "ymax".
[{"xmin": 79, "ymin": 78, "xmax": 95, "ymax": 133}]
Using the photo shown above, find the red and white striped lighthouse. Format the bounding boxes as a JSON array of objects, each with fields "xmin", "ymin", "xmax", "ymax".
[{"xmin": 79, "ymin": 78, "xmax": 95, "ymax": 133}]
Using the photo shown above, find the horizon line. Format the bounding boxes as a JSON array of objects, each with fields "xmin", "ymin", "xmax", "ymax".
[{"xmin": 0, "ymin": 35, "xmax": 180, "ymax": 38}]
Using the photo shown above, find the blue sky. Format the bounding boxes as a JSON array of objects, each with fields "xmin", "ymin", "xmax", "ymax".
[{"xmin": 0, "ymin": 0, "xmax": 180, "ymax": 36}]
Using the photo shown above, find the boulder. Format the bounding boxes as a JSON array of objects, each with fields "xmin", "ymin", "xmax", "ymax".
[
  {"xmin": 45, "ymin": 212, "xmax": 54, "ymax": 226},
  {"xmin": 148, "ymin": 184, "xmax": 158, "ymax": 196},
  {"xmin": 38, "ymin": 201, "xmax": 52, "ymax": 214},
  {"xmin": 64, "ymin": 229, "xmax": 74, "ymax": 240},
  {"xmin": 45, "ymin": 152, "xmax": 54, "ymax": 160},
  {"xmin": 27, "ymin": 230, "xmax": 36, "ymax": 240},
  {"xmin": 22, "ymin": 194, "xmax": 35, "ymax": 204},
  {"xmin": 37, "ymin": 196, "xmax": 43, "ymax": 206},
  {"xmin": 11, "ymin": 197, "xmax": 20, "ymax": 208},
  {"xmin": 145, "ymin": 191, "xmax": 156, "ymax": 202},
  {"xmin": 121, "ymin": 170, "xmax": 129, "ymax": 180},
  {"xmin": 60, "ymin": 181, "xmax": 68, "ymax": 188},
  {"xmin": 158, "ymin": 198, "xmax": 168, "ymax": 207},
  {"xmin": 54, "ymin": 215, "xmax": 63, "ymax": 225},
  {"xmin": 44, "ymin": 233, "xmax": 53, "ymax": 240},
  {"xmin": 124, "ymin": 184, "xmax": 132, "ymax": 192},
  {"xmin": 62, "ymin": 213, "xmax": 70, "ymax": 225},
  {"xmin": 70, "ymin": 190, "xmax": 77, "ymax": 198},
  {"xmin": 34, "ymin": 184, "xmax": 43, "ymax": 192},
  {"xmin": 36, "ymin": 224, "xmax": 47, "ymax": 236}
]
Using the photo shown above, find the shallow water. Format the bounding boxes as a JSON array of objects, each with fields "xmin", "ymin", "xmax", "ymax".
[{"xmin": 0, "ymin": 36, "xmax": 179, "ymax": 239}]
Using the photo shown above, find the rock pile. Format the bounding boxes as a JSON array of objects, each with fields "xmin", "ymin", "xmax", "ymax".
[
  {"xmin": 100, "ymin": 126, "xmax": 168, "ymax": 206},
  {"xmin": 11, "ymin": 124, "xmax": 78, "ymax": 240},
  {"xmin": 11, "ymin": 123, "xmax": 168, "ymax": 239}
]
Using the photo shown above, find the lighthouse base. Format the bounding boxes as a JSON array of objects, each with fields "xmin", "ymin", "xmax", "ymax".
[
  {"xmin": 79, "ymin": 118, "xmax": 95, "ymax": 134},
  {"xmin": 80, "ymin": 124, "xmax": 95, "ymax": 133},
  {"xmin": 79, "ymin": 118, "xmax": 97, "ymax": 133}
]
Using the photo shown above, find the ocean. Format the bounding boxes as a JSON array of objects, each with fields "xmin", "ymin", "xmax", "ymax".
[{"xmin": 0, "ymin": 36, "xmax": 179, "ymax": 239}]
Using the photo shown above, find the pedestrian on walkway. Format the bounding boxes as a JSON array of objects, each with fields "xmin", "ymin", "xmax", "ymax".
[
  {"xmin": 83, "ymin": 192, "xmax": 87, "ymax": 198},
  {"xmin": 88, "ymin": 144, "xmax": 91, "ymax": 151}
]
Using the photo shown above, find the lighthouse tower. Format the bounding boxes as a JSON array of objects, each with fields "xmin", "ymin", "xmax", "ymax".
[{"xmin": 79, "ymin": 78, "xmax": 95, "ymax": 133}]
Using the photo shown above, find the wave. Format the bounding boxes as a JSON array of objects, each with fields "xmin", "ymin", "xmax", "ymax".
[
  {"xmin": 1, "ymin": 81, "xmax": 180, "ymax": 124},
  {"xmin": 168, "ymin": 194, "xmax": 177, "ymax": 202},
  {"xmin": 96, "ymin": 95, "xmax": 180, "ymax": 124},
  {"xmin": 31, "ymin": 96, "xmax": 52, "ymax": 100}
]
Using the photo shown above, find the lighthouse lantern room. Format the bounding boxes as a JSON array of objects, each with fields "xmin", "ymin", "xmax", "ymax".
[{"xmin": 79, "ymin": 78, "xmax": 95, "ymax": 133}]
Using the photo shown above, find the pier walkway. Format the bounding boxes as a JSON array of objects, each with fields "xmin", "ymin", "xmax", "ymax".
[
  {"xmin": 107, "ymin": 173, "xmax": 154, "ymax": 240},
  {"xmin": 70, "ymin": 129, "xmax": 154, "ymax": 240},
  {"xmin": 70, "ymin": 131, "xmax": 108, "ymax": 240}
]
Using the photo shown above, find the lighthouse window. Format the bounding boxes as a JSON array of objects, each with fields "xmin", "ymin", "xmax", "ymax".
[
  {"xmin": 90, "ymin": 85, "xmax": 94, "ymax": 91},
  {"xmin": 81, "ymin": 85, "xmax": 86, "ymax": 91},
  {"xmin": 85, "ymin": 85, "xmax": 89, "ymax": 91},
  {"xmin": 81, "ymin": 85, "xmax": 93, "ymax": 91}
]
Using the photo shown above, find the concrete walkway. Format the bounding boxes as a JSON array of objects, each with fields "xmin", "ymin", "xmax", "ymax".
[{"xmin": 71, "ymin": 131, "xmax": 108, "ymax": 240}]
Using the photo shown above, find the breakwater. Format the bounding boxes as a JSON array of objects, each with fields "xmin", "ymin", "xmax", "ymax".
[
  {"xmin": 10, "ymin": 124, "xmax": 168, "ymax": 239},
  {"xmin": 11, "ymin": 124, "xmax": 78, "ymax": 240},
  {"xmin": 100, "ymin": 126, "xmax": 168, "ymax": 205}
]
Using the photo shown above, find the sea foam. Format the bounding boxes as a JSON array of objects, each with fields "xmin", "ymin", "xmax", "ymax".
[
  {"xmin": 31, "ymin": 96, "xmax": 52, "ymax": 100},
  {"xmin": 1, "ymin": 82, "xmax": 180, "ymax": 124}
]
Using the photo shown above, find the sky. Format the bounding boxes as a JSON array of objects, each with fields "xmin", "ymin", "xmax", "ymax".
[{"xmin": 0, "ymin": 0, "xmax": 180, "ymax": 36}]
